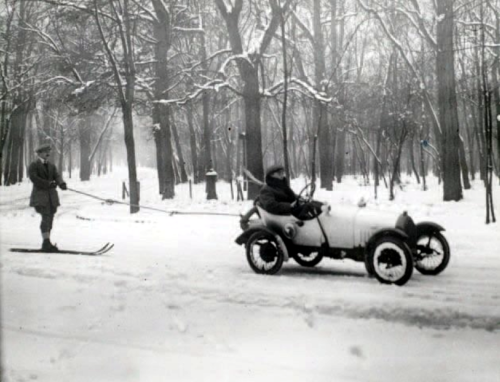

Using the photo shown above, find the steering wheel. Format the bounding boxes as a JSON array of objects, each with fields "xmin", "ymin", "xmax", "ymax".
[{"xmin": 296, "ymin": 182, "xmax": 316, "ymax": 205}]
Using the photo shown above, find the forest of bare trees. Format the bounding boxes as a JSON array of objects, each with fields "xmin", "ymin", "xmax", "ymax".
[{"xmin": 1, "ymin": 0, "xmax": 499, "ymax": 215}]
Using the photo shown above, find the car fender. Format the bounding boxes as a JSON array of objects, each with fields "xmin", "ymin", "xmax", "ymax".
[
  {"xmin": 235, "ymin": 226, "xmax": 289, "ymax": 262},
  {"xmin": 416, "ymin": 221, "xmax": 445, "ymax": 236},
  {"xmin": 365, "ymin": 227, "xmax": 409, "ymax": 253}
]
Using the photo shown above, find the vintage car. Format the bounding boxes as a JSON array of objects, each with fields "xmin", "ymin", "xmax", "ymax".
[{"xmin": 236, "ymin": 189, "xmax": 450, "ymax": 286}]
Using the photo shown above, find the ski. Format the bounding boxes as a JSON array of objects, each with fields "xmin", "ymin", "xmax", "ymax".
[{"xmin": 10, "ymin": 243, "xmax": 114, "ymax": 256}]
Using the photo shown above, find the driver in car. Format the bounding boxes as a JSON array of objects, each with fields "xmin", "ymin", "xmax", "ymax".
[{"xmin": 259, "ymin": 164, "xmax": 321, "ymax": 220}]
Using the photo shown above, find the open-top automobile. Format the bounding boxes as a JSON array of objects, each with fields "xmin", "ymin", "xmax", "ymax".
[{"xmin": 236, "ymin": 185, "xmax": 450, "ymax": 286}]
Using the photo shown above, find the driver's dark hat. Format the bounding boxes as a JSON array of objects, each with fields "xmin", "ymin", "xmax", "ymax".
[
  {"xmin": 35, "ymin": 143, "xmax": 52, "ymax": 153},
  {"xmin": 265, "ymin": 164, "xmax": 285, "ymax": 178}
]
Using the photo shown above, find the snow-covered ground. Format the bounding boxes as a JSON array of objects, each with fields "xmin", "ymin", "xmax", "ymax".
[{"xmin": 1, "ymin": 168, "xmax": 499, "ymax": 382}]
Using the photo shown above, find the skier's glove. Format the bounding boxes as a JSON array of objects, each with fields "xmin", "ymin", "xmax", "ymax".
[
  {"xmin": 59, "ymin": 182, "xmax": 67, "ymax": 190},
  {"xmin": 49, "ymin": 181, "xmax": 58, "ymax": 189}
]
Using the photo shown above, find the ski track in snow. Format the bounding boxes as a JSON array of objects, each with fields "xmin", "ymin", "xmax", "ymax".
[{"xmin": 1, "ymin": 168, "xmax": 500, "ymax": 382}]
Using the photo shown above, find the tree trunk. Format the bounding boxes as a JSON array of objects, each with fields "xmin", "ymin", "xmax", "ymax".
[
  {"xmin": 458, "ymin": 135, "xmax": 471, "ymax": 189},
  {"xmin": 153, "ymin": 127, "xmax": 164, "ymax": 194},
  {"xmin": 313, "ymin": 0, "xmax": 333, "ymax": 190},
  {"xmin": 409, "ymin": 135, "xmax": 420, "ymax": 184},
  {"xmin": 0, "ymin": 7, "xmax": 13, "ymax": 187},
  {"xmin": 8, "ymin": 106, "xmax": 26, "ymax": 185},
  {"xmin": 186, "ymin": 104, "xmax": 199, "ymax": 183},
  {"xmin": 5, "ymin": 106, "xmax": 25, "ymax": 185},
  {"xmin": 154, "ymin": 107, "xmax": 175, "ymax": 199},
  {"xmin": 461, "ymin": 98, "xmax": 476, "ymax": 179},
  {"xmin": 18, "ymin": 111, "xmax": 27, "ymax": 182},
  {"xmin": 79, "ymin": 118, "xmax": 91, "ymax": 181},
  {"xmin": 27, "ymin": 113, "xmax": 34, "ymax": 170},
  {"xmin": 419, "ymin": 125, "xmax": 427, "ymax": 191},
  {"xmin": 474, "ymin": 31, "xmax": 487, "ymax": 181},
  {"xmin": 280, "ymin": 5, "xmax": 291, "ymax": 183},
  {"xmin": 68, "ymin": 139, "xmax": 72, "ymax": 178},
  {"xmin": 242, "ymin": 81, "xmax": 265, "ymax": 198},
  {"xmin": 122, "ymin": 102, "xmax": 139, "ymax": 212},
  {"xmin": 3, "ymin": 0, "xmax": 28, "ymax": 186},
  {"xmin": 199, "ymin": 21, "xmax": 212, "ymax": 176},
  {"xmin": 436, "ymin": 0, "xmax": 462, "ymax": 201},
  {"xmin": 171, "ymin": 118, "xmax": 188, "ymax": 183},
  {"xmin": 58, "ymin": 117, "xmax": 64, "ymax": 175},
  {"xmin": 214, "ymin": 0, "xmax": 287, "ymax": 199},
  {"xmin": 389, "ymin": 129, "xmax": 406, "ymax": 201},
  {"xmin": 152, "ymin": 0, "xmax": 175, "ymax": 199},
  {"xmin": 492, "ymin": 15, "xmax": 500, "ymax": 179}
]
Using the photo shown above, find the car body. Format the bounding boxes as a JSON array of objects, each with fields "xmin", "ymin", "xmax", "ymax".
[{"xmin": 236, "ymin": 201, "xmax": 450, "ymax": 286}]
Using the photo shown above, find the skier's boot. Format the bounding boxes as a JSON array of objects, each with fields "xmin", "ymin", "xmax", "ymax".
[{"xmin": 42, "ymin": 239, "xmax": 59, "ymax": 252}]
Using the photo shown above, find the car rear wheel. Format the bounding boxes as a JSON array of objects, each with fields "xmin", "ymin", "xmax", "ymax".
[
  {"xmin": 368, "ymin": 236, "xmax": 413, "ymax": 286},
  {"xmin": 414, "ymin": 232, "xmax": 450, "ymax": 275},
  {"xmin": 246, "ymin": 231, "xmax": 284, "ymax": 275}
]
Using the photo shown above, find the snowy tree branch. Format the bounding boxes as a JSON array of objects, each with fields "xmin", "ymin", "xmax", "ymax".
[{"xmin": 94, "ymin": 0, "xmax": 126, "ymax": 103}]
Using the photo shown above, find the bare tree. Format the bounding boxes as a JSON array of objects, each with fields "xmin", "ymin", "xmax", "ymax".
[
  {"xmin": 94, "ymin": 0, "xmax": 140, "ymax": 212},
  {"xmin": 214, "ymin": 0, "xmax": 293, "ymax": 198}
]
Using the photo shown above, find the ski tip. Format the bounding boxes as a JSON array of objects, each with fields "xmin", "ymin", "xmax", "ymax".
[{"xmin": 94, "ymin": 242, "xmax": 114, "ymax": 255}]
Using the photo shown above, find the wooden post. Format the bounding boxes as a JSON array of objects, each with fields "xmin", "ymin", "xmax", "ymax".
[
  {"xmin": 206, "ymin": 169, "xmax": 218, "ymax": 200},
  {"xmin": 236, "ymin": 178, "xmax": 245, "ymax": 201},
  {"xmin": 239, "ymin": 132, "xmax": 248, "ymax": 191},
  {"xmin": 122, "ymin": 181, "xmax": 129, "ymax": 199},
  {"xmin": 189, "ymin": 179, "xmax": 193, "ymax": 199}
]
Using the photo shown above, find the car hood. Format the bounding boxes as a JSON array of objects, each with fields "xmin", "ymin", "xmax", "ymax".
[
  {"xmin": 354, "ymin": 207, "xmax": 401, "ymax": 229},
  {"xmin": 351, "ymin": 207, "xmax": 401, "ymax": 245}
]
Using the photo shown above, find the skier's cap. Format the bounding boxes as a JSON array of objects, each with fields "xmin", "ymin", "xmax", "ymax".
[
  {"xmin": 265, "ymin": 164, "xmax": 285, "ymax": 178},
  {"xmin": 35, "ymin": 143, "xmax": 52, "ymax": 153}
]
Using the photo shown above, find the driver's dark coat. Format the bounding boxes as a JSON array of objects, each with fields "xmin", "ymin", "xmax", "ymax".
[{"xmin": 259, "ymin": 176, "xmax": 297, "ymax": 215}]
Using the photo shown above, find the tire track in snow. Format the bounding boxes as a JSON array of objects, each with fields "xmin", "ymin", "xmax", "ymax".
[{"xmin": 4, "ymin": 245, "xmax": 500, "ymax": 333}]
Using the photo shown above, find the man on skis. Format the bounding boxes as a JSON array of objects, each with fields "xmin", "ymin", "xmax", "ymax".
[{"xmin": 28, "ymin": 143, "xmax": 67, "ymax": 252}]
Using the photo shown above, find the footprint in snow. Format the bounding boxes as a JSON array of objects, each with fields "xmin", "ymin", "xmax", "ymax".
[
  {"xmin": 349, "ymin": 346, "xmax": 365, "ymax": 359},
  {"xmin": 171, "ymin": 316, "xmax": 188, "ymax": 333}
]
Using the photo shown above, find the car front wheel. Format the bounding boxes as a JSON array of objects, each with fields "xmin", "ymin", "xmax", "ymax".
[
  {"xmin": 414, "ymin": 232, "xmax": 450, "ymax": 275},
  {"xmin": 368, "ymin": 236, "xmax": 414, "ymax": 286}
]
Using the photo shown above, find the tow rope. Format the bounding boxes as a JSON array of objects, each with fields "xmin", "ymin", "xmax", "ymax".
[{"xmin": 67, "ymin": 187, "xmax": 241, "ymax": 217}]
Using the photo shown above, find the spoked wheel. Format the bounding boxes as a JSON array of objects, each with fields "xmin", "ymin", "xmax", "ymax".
[
  {"xmin": 246, "ymin": 231, "xmax": 284, "ymax": 275},
  {"xmin": 368, "ymin": 236, "xmax": 413, "ymax": 286},
  {"xmin": 414, "ymin": 232, "xmax": 450, "ymax": 275},
  {"xmin": 293, "ymin": 251, "xmax": 323, "ymax": 267}
]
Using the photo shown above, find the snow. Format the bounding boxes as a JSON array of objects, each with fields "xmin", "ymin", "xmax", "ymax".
[
  {"xmin": 1, "ymin": 167, "xmax": 500, "ymax": 382},
  {"xmin": 247, "ymin": 29, "xmax": 265, "ymax": 57},
  {"xmin": 72, "ymin": 81, "xmax": 95, "ymax": 96}
]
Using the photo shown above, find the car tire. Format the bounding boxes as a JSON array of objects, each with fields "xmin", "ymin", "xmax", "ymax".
[
  {"xmin": 414, "ymin": 232, "xmax": 450, "ymax": 275},
  {"xmin": 246, "ymin": 231, "xmax": 284, "ymax": 275},
  {"xmin": 368, "ymin": 236, "xmax": 414, "ymax": 286},
  {"xmin": 364, "ymin": 256, "xmax": 375, "ymax": 277},
  {"xmin": 293, "ymin": 252, "xmax": 323, "ymax": 267}
]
